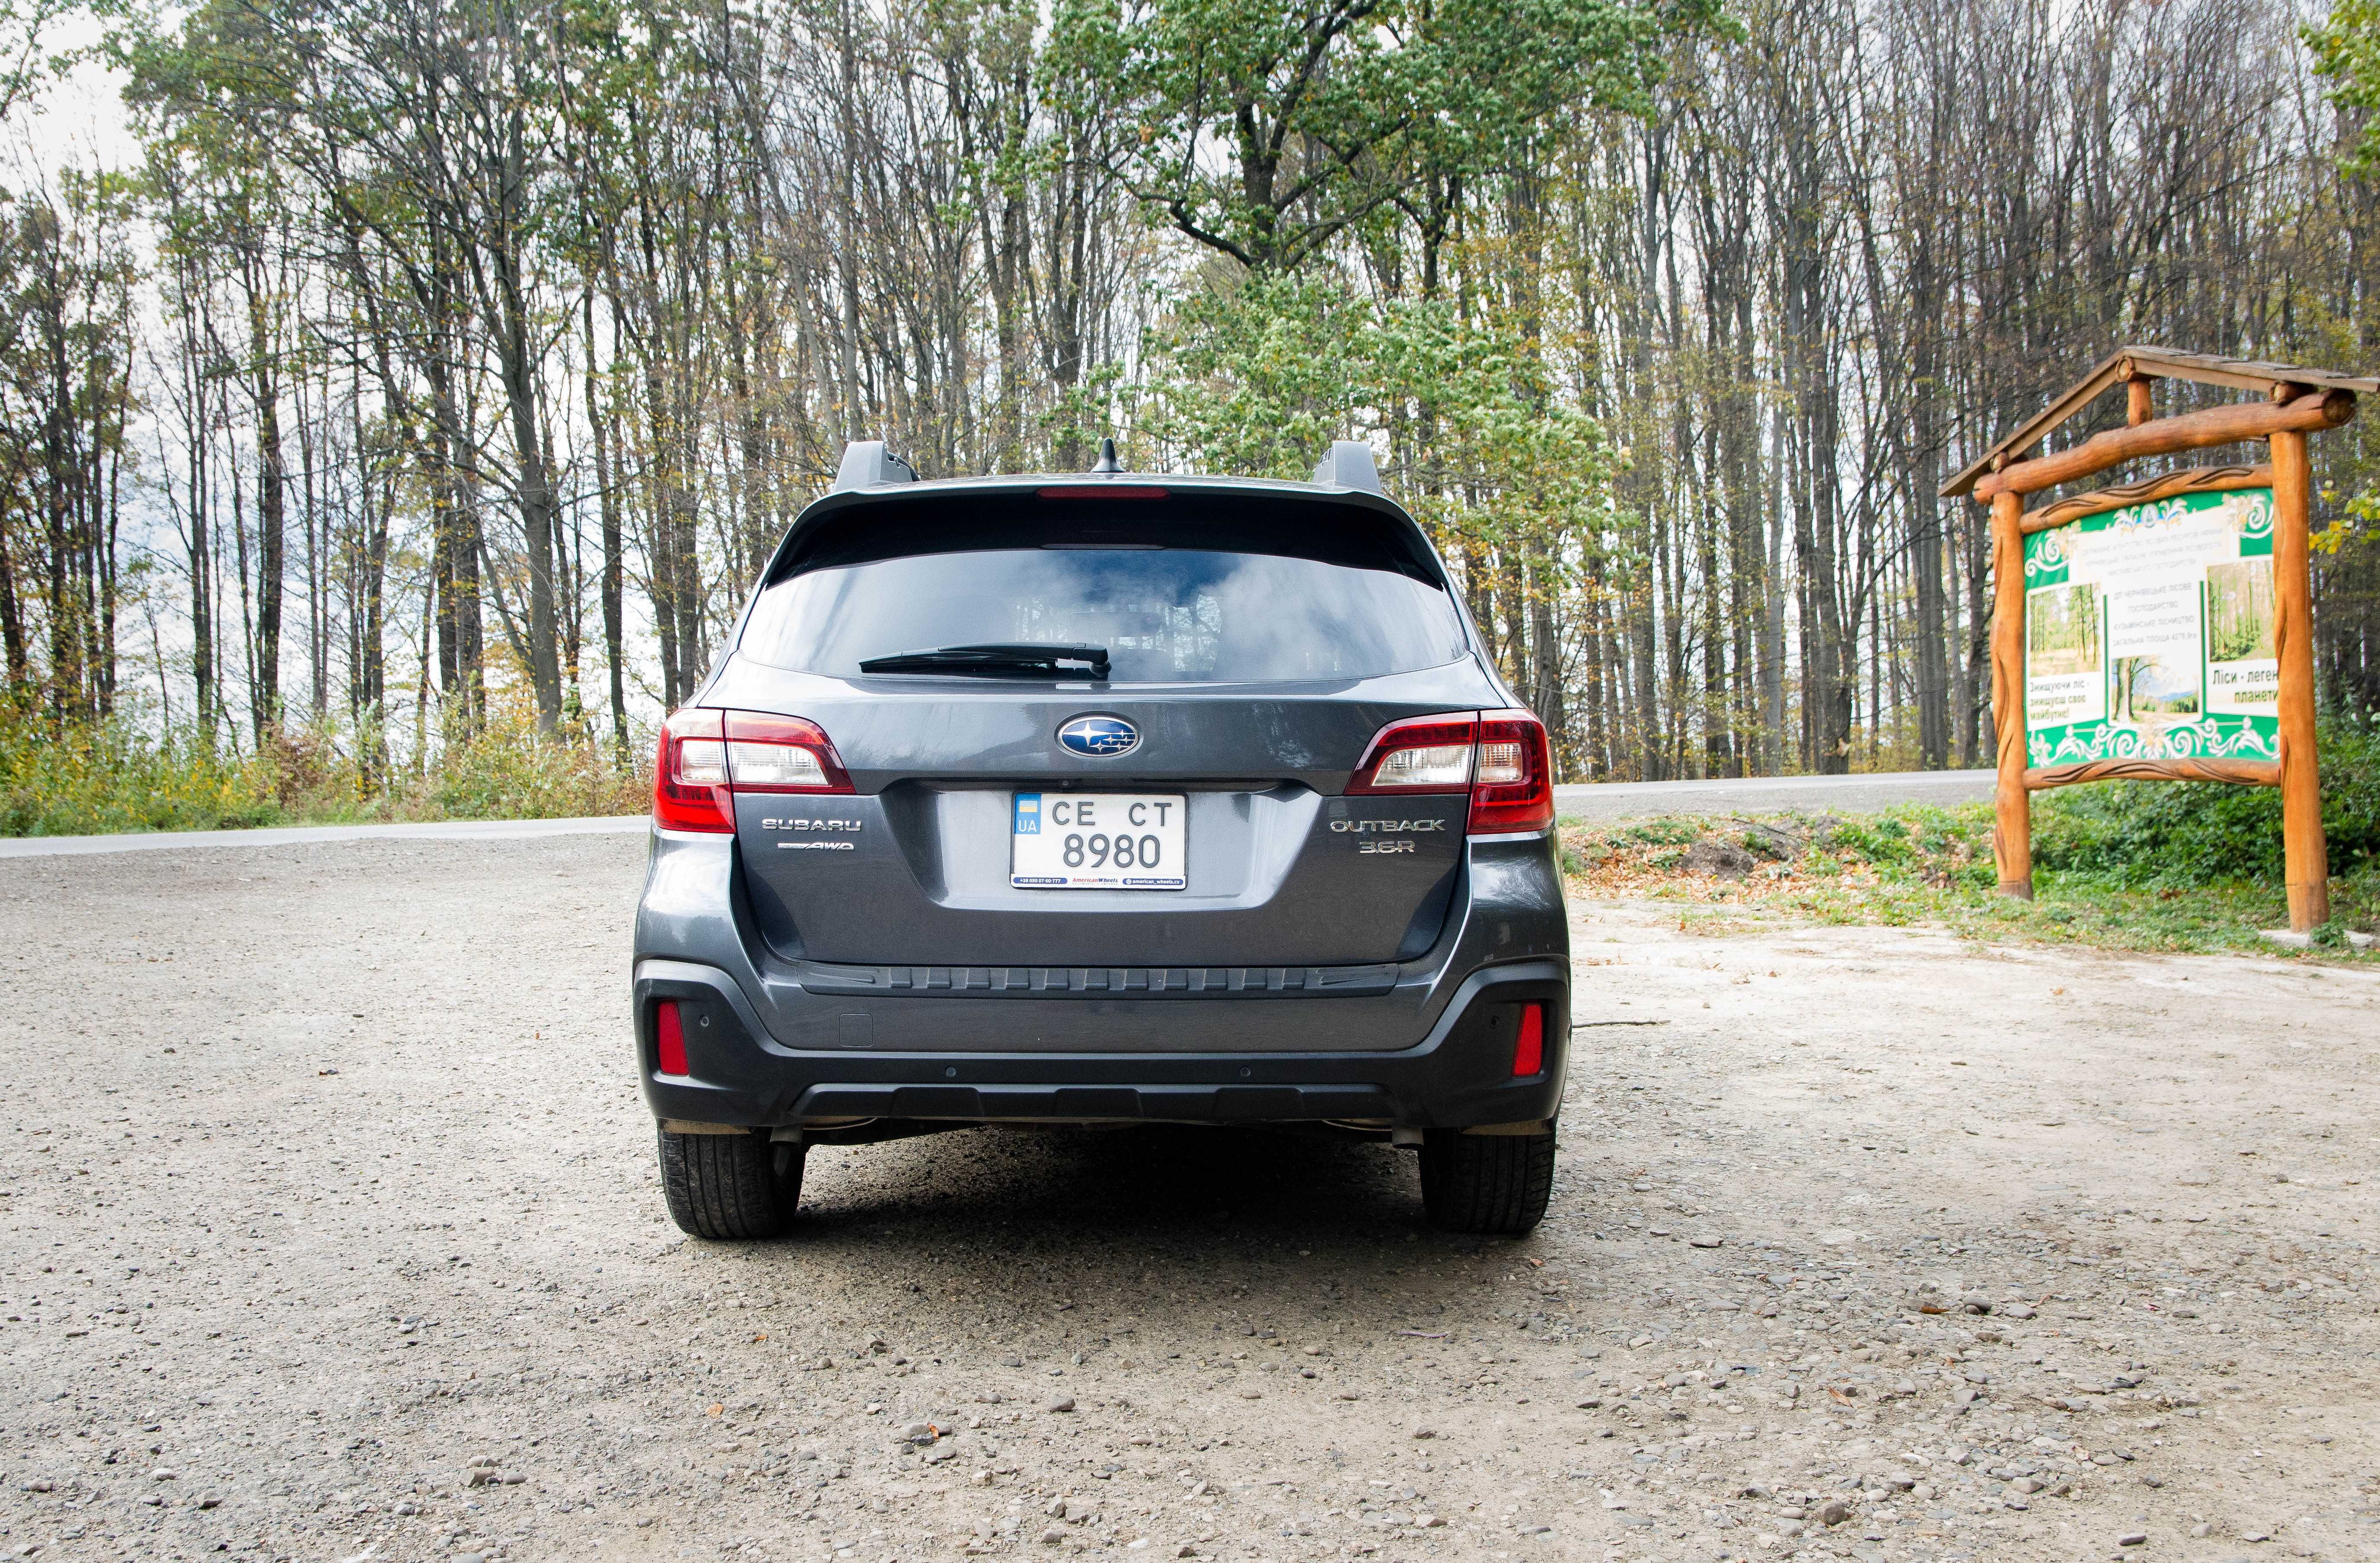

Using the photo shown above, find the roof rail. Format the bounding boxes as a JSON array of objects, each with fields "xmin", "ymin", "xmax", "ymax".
[
  {"xmin": 1311, "ymin": 439, "xmax": 1381, "ymax": 495},
  {"xmin": 831, "ymin": 440, "xmax": 919, "ymax": 494}
]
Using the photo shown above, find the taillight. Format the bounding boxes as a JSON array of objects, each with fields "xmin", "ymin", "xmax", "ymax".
[
  {"xmin": 1346, "ymin": 709, "xmax": 1554, "ymax": 834},
  {"xmin": 653, "ymin": 707, "xmax": 853, "ymax": 833},
  {"xmin": 654, "ymin": 1000, "xmax": 690, "ymax": 1075},
  {"xmin": 1467, "ymin": 709, "xmax": 1554, "ymax": 833},
  {"xmin": 1511, "ymin": 1002, "xmax": 1545, "ymax": 1076}
]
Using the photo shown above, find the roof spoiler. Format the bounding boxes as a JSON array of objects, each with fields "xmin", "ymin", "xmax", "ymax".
[
  {"xmin": 1311, "ymin": 439, "xmax": 1381, "ymax": 495},
  {"xmin": 831, "ymin": 439, "xmax": 919, "ymax": 494}
]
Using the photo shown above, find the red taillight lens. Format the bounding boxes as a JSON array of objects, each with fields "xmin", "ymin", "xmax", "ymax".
[
  {"xmin": 653, "ymin": 707, "xmax": 853, "ymax": 832},
  {"xmin": 655, "ymin": 1000, "xmax": 690, "ymax": 1075},
  {"xmin": 1468, "ymin": 710, "xmax": 1554, "ymax": 833},
  {"xmin": 1346, "ymin": 709, "xmax": 1555, "ymax": 833},
  {"xmin": 1510, "ymin": 1002, "xmax": 1545, "ymax": 1076},
  {"xmin": 654, "ymin": 708, "xmax": 733, "ymax": 832},
  {"xmin": 1346, "ymin": 716, "xmax": 1477, "ymax": 793}
]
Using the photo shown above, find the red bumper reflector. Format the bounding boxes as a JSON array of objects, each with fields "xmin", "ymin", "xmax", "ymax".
[
  {"xmin": 655, "ymin": 1000, "xmax": 689, "ymax": 1076},
  {"xmin": 1511, "ymin": 1003, "xmax": 1545, "ymax": 1076}
]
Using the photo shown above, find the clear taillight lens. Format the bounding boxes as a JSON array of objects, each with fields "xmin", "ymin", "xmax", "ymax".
[
  {"xmin": 676, "ymin": 739, "xmax": 728, "ymax": 786},
  {"xmin": 728, "ymin": 741, "xmax": 828, "ymax": 789},
  {"xmin": 1346, "ymin": 717, "xmax": 1478, "ymax": 794},
  {"xmin": 1475, "ymin": 740, "xmax": 1526, "ymax": 786},
  {"xmin": 1373, "ymin": 742, "xmax": 1474, "ymax": 788}
]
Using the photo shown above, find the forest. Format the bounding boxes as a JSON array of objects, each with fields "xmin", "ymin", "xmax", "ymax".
[{"xmin": 2, "ymin": 0, "xmax": 2379, "ymax": 805}]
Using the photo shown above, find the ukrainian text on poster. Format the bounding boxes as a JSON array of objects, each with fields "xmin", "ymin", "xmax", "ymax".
[{"xmin": 2021, "ymin": 488, "xmax": 2277, "ymax": 767}]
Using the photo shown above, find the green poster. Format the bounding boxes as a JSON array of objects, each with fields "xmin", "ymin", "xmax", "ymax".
[{"xmin": 2020, "ymin": 487, "xmax": 2278, "ymax": 768}]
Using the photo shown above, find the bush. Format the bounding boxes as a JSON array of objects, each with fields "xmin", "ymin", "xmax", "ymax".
[
  {"xmin": 0, "ymin": 699, "xmax": 647, "ymax": 837},
  {"xmin": 0, "ymin": 706, "xmax": 277, "ymax": 835},
  {"xmin": 423, "ymin": 709, "xmax": 648, "ymax": 821},
  {"xmin": 2033, "ymin": 719, "xmax": 2380, "ymax": 886}
]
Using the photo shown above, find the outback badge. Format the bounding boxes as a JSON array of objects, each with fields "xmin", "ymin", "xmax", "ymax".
[{"xmin": 1057, "ymin": 715, "xmax": 1139, "ymax": 758}]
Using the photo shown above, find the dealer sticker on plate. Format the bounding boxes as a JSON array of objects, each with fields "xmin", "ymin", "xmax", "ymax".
[{"xmin": 1011, "ymin": 792, "xmax": 1187, "ymax": 889}]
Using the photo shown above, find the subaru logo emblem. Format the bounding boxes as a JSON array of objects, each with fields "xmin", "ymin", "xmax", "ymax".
[{"xmin": 1057, "ymin": 715, "xmax": 1138, "ymax": 758}]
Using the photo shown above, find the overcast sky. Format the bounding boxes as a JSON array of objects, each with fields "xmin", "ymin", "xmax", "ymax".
[{"xmin": 7, "ymin": 14, "xmax": 140, "ymax": 185}]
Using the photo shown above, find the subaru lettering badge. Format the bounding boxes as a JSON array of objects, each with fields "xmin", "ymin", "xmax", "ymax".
[{"xmin": 1057, "ymin": 715, "xmax": 1139, "ymax": 758}]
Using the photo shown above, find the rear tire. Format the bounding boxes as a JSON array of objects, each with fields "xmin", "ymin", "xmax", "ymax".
[
  {"xmin": 1419, "ymin": 1130, "xmax": 1554, "ymax": 1235},
  {"xmin": 658, "ymin": 1128, "xmax": 804, "ymax": 1240}
]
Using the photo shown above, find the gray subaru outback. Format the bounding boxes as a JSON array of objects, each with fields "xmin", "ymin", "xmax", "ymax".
[{"xmin": 635, "ymin": 439, "xmax": 1569, "ymax": 1239}]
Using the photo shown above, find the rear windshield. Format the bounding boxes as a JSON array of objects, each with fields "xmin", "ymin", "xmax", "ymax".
[{"xmin": 738, "ymin": 546, "xmax": 1469, "ymax": 684}]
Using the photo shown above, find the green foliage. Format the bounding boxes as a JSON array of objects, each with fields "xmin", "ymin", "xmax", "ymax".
[
  {"xmin": 1613, "ymin": 818, "xmax": 1701, "ymax": 847},
  {"xmin": 418, "ymin": 709, "xmax": 648, "ymax": 823},
  {"xmin": 1561, "ymin": 775, "xmax": 2379, "ymax": 957},
  {"xmin": 2310, "ymin": 0, "xmax": 2380, "ymax": 177},
  {"xmin": 2032, "ymin": 721, "xmax": 2380, "ymax": 885},
  {"xmin": 0, "ymin": 703, "xmax": 645, "ymax": 837},
  {"xmin": 1141, "ymin": 271, "xmax": 1613, "ymax": 556},
  {"xmin": 1052, "ymin": 0, "xmax": 1718, "ymax": 270},
  {"xmin": 0, "ymin": 707, "xmax": 276, "ymax": 835}
]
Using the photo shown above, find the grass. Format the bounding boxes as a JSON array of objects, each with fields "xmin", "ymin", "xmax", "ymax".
[
  {"xmin": 0, "ymin": 698, "xmax": 647, "ymax": 837},
  {"xmin": 1560, "ymin": 770, "xmax": 2380, "ymax": 962}
]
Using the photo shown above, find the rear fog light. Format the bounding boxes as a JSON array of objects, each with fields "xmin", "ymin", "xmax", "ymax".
[
  {"xmin": 1511, "ymin": 1003, "xmax": 1545, "ymax": 1076},
  {"xmin": 655, "ymin": 1001, "xmax": 689, "ymax": 1076}
]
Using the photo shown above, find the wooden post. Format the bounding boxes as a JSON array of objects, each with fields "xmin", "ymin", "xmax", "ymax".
[
  {"xmin": 2125, "ymin": 375, "xmax": 2153, "ymax": 427},
  {"xmin": 2269, "ymin": 428, "xmax": 2329, "ymax": 930},
  {"xmin": 1990, "ymin": 488, "xmax": 2032, "ymax": 899}
]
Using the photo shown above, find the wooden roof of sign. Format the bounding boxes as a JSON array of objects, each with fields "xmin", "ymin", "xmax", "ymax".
[{"xmin": 1940, "ymin": 346, "xmax": 2380, "ymax": 500}]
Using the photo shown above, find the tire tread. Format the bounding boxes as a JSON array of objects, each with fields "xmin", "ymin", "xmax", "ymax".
[
  {"xmin": 658, "ymin": 1129, "xmax": 802, "ymax": 1239},
  {"xmin": 1420, "ymin": 1130, "xmax": 1554, "ymax": 1234}
]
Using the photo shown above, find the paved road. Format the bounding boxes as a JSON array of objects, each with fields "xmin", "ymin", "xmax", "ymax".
[
  {"xmin": 1554, "ymin": 767, "xmax": 1994, "ymax": 822},
  {"xmin": 0, "ymin": 813, "xmax": 647, "ymax": 858},
  {"xmin": 0, "ymin": 772, "xmax": 1994, "ymax": 857}
]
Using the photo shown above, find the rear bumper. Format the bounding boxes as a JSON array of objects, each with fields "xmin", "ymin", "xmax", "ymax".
[
  {"xmin": 632, "ymin": 828, "xmax": 1569, "ymax": 1130},
  {"xmin": 638, "ymin": 956, "xmax": 1565, "ymax": 1129}
]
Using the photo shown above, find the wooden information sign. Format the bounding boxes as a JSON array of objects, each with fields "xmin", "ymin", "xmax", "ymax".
[{"xmin": 1942, "ymin": 347, "xmax": 2377, "ymax": 931}]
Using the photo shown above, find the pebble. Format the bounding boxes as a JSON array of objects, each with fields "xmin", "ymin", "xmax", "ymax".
[
  {"xmin": 2118, "ymin": 1532, "xmax": 2148, "ymax": 1547},
  {"xmin": 1046, "ymin": 1396, "xmax": 1075, "ymax": 1413}
]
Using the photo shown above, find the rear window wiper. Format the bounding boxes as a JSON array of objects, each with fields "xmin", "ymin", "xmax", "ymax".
[{"xmin": 856, "ymin": 642, "xmax": 1111, "ymax": 678}]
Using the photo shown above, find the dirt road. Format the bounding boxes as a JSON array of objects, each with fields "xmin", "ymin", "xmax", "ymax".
[{"xmin": 2, "ymin": 836, "xmax": 2374, "ymax": 1563}]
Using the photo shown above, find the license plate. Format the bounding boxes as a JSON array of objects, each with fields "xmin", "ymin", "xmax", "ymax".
[{"xmin": 1010, "ymin": 793, "xmax": 1187, "ymax": 889}]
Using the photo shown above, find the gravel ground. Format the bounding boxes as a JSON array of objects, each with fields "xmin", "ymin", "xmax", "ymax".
[{"xmin": 1, "ymin": 835, "xmax": 2375, "ymax": 1563}]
